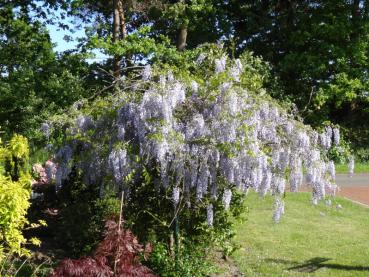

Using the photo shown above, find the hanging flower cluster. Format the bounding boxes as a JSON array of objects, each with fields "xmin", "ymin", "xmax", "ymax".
[
  {"xmin": 348, "ymin": 156, "xmax": 355, "ymax": 176},
  {"xmin": 47, "ymin": 51, "xmax": 341, "ymax": 224}
]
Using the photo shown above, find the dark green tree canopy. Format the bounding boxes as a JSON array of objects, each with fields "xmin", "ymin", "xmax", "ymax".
[
  {"xmin": 1, "ymin": 0, "xmax": 369, "ymax": 147},
  {"xmin": 0, "ymin": 2, "xmax": 97, "ymax": 139},
  {"xmin": 223, "ymin": 1, "xmax": 369, "ymax": 139}
]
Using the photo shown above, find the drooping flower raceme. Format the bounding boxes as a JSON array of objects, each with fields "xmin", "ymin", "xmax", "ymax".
[
  {"xmin": 45, "ymin": 160, "xmax": 57, "ymax": 182},
  {"xmin": 196, "ymin": 53, "xmax": 206, "ymax": 64},
  {"xmin": 348, "ymin": 156, "xmax": 355, "ymax": 176},
  {"xmin": 172, "ymin": 187, "xmax": 180, "ymax": 206},
  {"xmin": 215, "ymin": 56, "xmax": 227, "ymax": 73},
  {"xmin": 273, "ymin": 197, "xmax": 285, "ymax": 223},
  {"xmin": 222, "ymin": 189, "xmax": 232, "ymax": 210},
  {"xmin": 142, "ymin": 65, "xmax": 151, "ymax": 81},
  {"xmin": 55, "ymin": 145, "xmax": 73, "ymax": 190},
  {"xmin": 333, "ymin": 128, "xmax": 340, "ymax": 145},
  {"xmin": 207, "ymin": 204, "xmax": 214, "ymax": 227},
  {"xmin": 41, "ymin": 123, "xmax": 51, "ymax": 139}
]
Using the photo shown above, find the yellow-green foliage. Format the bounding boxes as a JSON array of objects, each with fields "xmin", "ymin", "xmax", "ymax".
[
  {"xmin": 8, "ymin": 134, "xmax": 29, "ymax": 159},
  {"xmin": 0, "ymin": 135, "xmax": 32, "ymax": 258},
  {"xmin": 0, "ymin": 175, "xmax": 31, "ymax": 257}
]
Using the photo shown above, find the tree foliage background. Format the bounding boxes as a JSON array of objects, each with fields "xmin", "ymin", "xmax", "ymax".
[{"xmin": 1, "ymin": 1, "xmax": 369, "ymax": 148}]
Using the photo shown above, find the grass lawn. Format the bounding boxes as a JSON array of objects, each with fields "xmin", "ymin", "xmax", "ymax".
[
  {"xmin": 335, "ymin": 163, "xmax": 369, "ymax": 174},
  {"xmin": 232, "ymin": 191, "xmax": 369, "ymax": 276}
]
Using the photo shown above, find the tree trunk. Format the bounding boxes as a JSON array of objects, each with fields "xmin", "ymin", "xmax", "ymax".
[
  {"xmin": 351, "ymin": 0, "xmax": 361, "ymax": 34},
  {"xmin": 118, "ymin": 0, "xmax": 127, "ymax": 39},
  {"xmin": 176, "ymin": 27, "xmax": 187, "ymax": 51},
  {"xmin": 176, "ymin": 0, "xmax": 187, "ymax": 51},
  {"xmin": 118, "ymin": 0, "xmax": 131, "ymax": 67},
  {"xmin": 365, "ymin": 0, "xmax": 369, "ymax": 19},
  {"xmin": 350, "ymin": 0, "xmax": 361, "ymax": 68},
  {"xmin": 113, "ymin": 0, "xmax": 121, "ymax": 78},
  {"xmin": 352, "ymin": 0, "xmax": 361, "ymax": 16},
  {"xmin": 112, "ymin": 0, "xmax": 128, "ymax": 78}
]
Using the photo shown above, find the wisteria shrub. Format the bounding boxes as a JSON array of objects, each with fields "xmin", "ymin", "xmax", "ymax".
[{"xmin": 44, "ymin": 44, "xmax": 341, "ymax": 272}]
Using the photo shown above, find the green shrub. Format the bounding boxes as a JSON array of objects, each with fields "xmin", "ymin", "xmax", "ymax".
[
  {"xmin": 0, "ymin": 134, "xmax": 38, "ymax": 258},
  {"xmin": 354, "ymin": 147, "xmax": 369, "ymax": 163},
  {"xmin": 147, "ymin": 240, "xmax": 215, "ymax": 277}
]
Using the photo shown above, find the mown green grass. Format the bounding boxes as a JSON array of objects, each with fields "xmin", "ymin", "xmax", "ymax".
[
  {"xmin": 335, "ymin": 162, "xmax": 369, "ymax": 174},
  {"xmin": 232, "ymin": 192, "xmax": 369, "ymax": 276}
]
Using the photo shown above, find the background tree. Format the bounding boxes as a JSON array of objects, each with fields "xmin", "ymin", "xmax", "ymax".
[
  {"xmin": 0, "ymin": 2, "xmax": 98, "ymax": 140},
  {"xmin": 64, "ymin": 0, "xmax": 165, "ymax": 77},
  {"xmin": 4, "ymin": 0, "xmax": 368, "ymax": 148},
  {"xmin": 148, "ymin": 0, "xmax": 226, "ymax": 51},
  {"xmin": 221, "ymin": 0, "xmax": 369, "ymax": 147}
]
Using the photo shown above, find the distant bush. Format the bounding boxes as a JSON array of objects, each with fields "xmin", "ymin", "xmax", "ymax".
[{"xmin": 354, "ymin": 148, "xmax": 369, "ymax": 163}]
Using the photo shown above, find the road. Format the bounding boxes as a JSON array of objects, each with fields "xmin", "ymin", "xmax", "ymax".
[
  {"xmin": 336, "ymin": 173, "xmax": 369, "ymax": 187},
  {"xmin": 335, "ymin": 174, "xmax": 369, "ymax": 206}
]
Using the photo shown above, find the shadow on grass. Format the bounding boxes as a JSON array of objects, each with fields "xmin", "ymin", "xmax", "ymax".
[{"xmin": 266, "ymin": 257, "xmax": 369, "ymax": 273}]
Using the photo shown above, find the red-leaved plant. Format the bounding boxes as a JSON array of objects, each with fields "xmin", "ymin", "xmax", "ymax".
[{"xmin": 52, "ymin": 219, "xmax": 157, "ymax": 277}]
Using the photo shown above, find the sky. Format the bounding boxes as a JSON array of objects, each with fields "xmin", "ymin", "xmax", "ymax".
[
  {"xmin": 46, "ymin": 9, "xmax": 108, "ymax": 61},
  {"xmin": 47, "ymin": 23, "xmax": 109, "ymax": 62},
  {"xmin": 29, "ymin": 3, "xmax": 82, "ymax": 53},
  {"xmin": 47, "ymin": 23, "xmax": 83, "ymax": 53},
  {"xmin": 13, "ymin": 2, "xmax": 107, "ymax": 60}
]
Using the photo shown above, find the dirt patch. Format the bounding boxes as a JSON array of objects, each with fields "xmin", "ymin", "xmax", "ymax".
[
  {"xmin": 299, "ymin": 185, "xmax": 369, "ymax": 207},
  {"xmin": 337, "ymin": 186, "xmax": 369, "ymax": 206},
  {"xmin": 209, "ymin": 250, "xmax": 244, "ymax": 277}
]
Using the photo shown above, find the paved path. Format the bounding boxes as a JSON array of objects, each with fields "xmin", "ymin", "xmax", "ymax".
[
  {"xmin": 336, "ymin": 173, "xmax": 369, "ymax": 187},
  {"xmin": 335, "ymin": 174, "xmax": 369, "ymax": 206}
]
